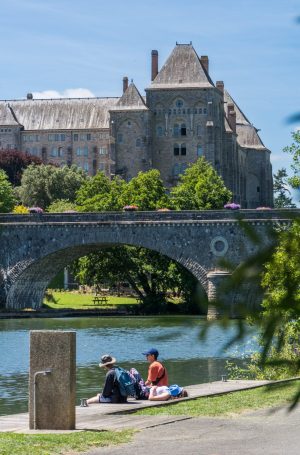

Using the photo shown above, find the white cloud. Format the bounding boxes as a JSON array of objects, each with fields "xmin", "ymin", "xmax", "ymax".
[
  {"xmin": 32, "ymin": 88, "xmax": 95, "ymax": 99},
  {"xmin": 294, "ymin": 126, "xmax": 300, "ymax": 132}
]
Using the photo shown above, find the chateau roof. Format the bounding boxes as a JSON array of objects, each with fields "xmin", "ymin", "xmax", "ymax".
[
  {"xmin": 0, "ymin": 98, "xmax": 119, "ymax": 130},
  {"xmin": 0, "ymin": 103, "xmax": 21, "ymax": 126},
  {"xmin": 224, "ymin": 90, "xmax": 267, "ymax": 150},
  {"xmin": 148, "ymin": 44, "xmax": 214, "ymax": 90},
  {"xmin": 112, "ymin": 82, "xmax": 148, "ymax": 111}
]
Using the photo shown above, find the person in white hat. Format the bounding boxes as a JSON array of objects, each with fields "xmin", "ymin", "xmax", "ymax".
[{"xmin": 86, "ymin": 354, "xmax": 127, "ymax": 405}]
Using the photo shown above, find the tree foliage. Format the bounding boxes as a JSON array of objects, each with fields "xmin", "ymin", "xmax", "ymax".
[
  {"xmin": 0, "ymin": 169, "xmax": 16, "ymax": 212},
  {"xmin": 273, "ymin": 168, "xmax": 296, "ymax": 208},
  {"xmin": 122, "ymin": 170, "xmax": 170, "ymax": 210},
  {"xmin": 283, "ymin": 131, "xmax": 300, "ymax": 198},
  {"xmin": 0, "ymin": 149, "xmax": 42, "ymax": 186},
  {"xmin": 76, "ymin": 169, "xmax": 169, "ymax": 212},
  {"xmin": 46, "ymin": 199, "xmax": 78, "ymax": 213},
  {"xmin": 76, "ymin": 172, "xmax": 126, "ymax": 211},
  {"xmin": 226, "ymin": 219, "xmax": 300, "ymax": 390},
  {"xmin": 17, "ymin": 164, "xmax": 87, "ymax": 209},
  {"xmin": 170, "ymin": 157, "xmax": 232, "ymax": 210}
]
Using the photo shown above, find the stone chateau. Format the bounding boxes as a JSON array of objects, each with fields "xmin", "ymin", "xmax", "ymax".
[{"xmin": 0, "ymin": 43, "xmax": 273, "ymax": 208}]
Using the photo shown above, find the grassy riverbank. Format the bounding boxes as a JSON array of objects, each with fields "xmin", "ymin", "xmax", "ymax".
[
  {"xmin": 0, "ymin": 429, "xmax": 134, "ymax": 455},
  {"xmin": 43, "ymin": 291, "xmax": 139, "ymax": 310},
  {"xmin": 136, "ymin": 380, "xmax": 300, "ymax": 417}
]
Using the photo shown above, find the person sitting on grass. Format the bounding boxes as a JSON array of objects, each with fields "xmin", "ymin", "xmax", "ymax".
[
  {"xmin": 149, "ymin": 384, "xmax": 188, "ymax": 401},
  {"xmin": 86, "ymin": 354, "xmax": 127, "ymax": 405}
]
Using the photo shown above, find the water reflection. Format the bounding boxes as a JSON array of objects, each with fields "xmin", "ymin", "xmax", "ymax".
[{"xmin": 0, "ymin": 316, "xmax": 256, "ymax": 416}]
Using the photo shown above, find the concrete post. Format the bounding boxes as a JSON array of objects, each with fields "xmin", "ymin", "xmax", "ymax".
[
  {"xmin": 29, "ymin": 330, "xmax": 76, "ymax": 430},
  {"xmin": 207, "ymin": 270, "xmax": 231, "ymax": 320}
]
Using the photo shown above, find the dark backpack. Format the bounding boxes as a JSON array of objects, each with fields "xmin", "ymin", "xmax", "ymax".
[{"xmin": 114, "ymin": 367, "xmax": 137, "ymax": 398}]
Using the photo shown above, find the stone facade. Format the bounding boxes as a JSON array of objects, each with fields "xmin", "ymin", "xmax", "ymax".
[{"xmin": 0, "ymin": 43, "xmax": 273, "ymax": 208}]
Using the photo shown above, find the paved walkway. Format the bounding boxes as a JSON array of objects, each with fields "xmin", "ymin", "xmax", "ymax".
[
  {"xmin": 86, "ymin": 406, "xmax": 300, "ymax": 455},
  {"xmin": 0, "ymin": 380, "xmax": 270, "ymax": 432}
]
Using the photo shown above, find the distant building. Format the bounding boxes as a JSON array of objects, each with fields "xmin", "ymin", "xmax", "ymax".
[{"xmin": 0, "ymin": 43, "xmax": 273, "ymax": 208}]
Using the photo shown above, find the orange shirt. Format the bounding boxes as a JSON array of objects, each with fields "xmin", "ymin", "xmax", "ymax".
[{"xmin": 147, "ymin": 360, "xmax": 168, "ymax": 386}]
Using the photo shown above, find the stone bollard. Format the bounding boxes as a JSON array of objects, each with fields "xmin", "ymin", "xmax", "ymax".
[{"xmin": 29, "ymin": 330, "xmax": 76, "ymax": 430}]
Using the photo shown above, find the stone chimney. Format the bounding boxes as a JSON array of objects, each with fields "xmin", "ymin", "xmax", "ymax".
[
  {"xmin": 216, "ymin": 81, "xmax": 224, "ymax": 94},
  {"xmin": 227, "ymin": 103, "xmax": 236, "ymax": 133},
  {"xmin": 123, "ymin": 77, "xmax": 128, "ymax": 94},
  {"xmin": 151, "ymin": 50, "xmax": 158, "ymax": 81},
  {"xmin": 200, "ymin": 56, "xmax": 209, "ymax": 73}
]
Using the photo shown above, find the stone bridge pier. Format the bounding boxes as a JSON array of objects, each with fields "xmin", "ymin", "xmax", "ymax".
[{"xmin": 0, "ymin": 210, "xmax": 294, "ymax": 318}]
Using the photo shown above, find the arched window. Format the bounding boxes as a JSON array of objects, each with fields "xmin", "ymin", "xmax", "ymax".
[
  {"xmin": 136, "ymin": 138, "xmax": 141, "ymax": 147},
  {"xmin": 117, "ymin": 133, "xmax": 123, "ymax": 144},
  {"xmin": 197, "ymin": 145, "xmax": 203, "ymax": 156},
  {"xmin": 181, "ymin": 143, "xmax": 186, "ymax": 155},
  {"xmin": 173, "ymin": 124, "xmax": 180, "ymax": 137},
  {"xmin": 156, "ymin": 126, "xmax": 163, "ymax": 137},
  {"xmin": 180, "ymin": 123, "xmax": 186, "ymax": 136},
  {"xmin": 174, "ymin": 143, "xmax": 180, "ymax": 156}
]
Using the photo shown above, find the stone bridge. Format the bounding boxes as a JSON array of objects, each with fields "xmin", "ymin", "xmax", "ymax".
[{"xmin": 0, "ymin": 209, "xmax": 297, "ymax": 317}]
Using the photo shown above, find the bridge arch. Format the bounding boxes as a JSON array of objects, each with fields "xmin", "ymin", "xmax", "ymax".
[{"xmin": 6, "ymin": 241, "xmax": 209, "ymax": 310}]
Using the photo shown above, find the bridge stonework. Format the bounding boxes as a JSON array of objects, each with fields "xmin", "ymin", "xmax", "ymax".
[{"xmin": 0, "ymin": 210, "xmax": 297, "ymax": 316}]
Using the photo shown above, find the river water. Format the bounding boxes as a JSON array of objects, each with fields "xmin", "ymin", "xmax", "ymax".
[{"xmin": 0, "ymin": 316, "xmax": 259, "ymax": 416}]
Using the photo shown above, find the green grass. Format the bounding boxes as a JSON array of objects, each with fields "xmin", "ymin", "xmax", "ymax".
[
  {"xmin": 0, "ymin": 429, "xmax": 134, "ymax": 455},
  {"xmin": 43, "ymin": 291, "xmax": 139, "ymax": 310},
  {"xmin": 136, "ymin": 381, "xmax": 300, "ymax": 417}
]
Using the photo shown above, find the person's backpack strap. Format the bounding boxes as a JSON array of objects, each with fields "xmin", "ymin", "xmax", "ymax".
[{"xmin": 151, "ymin": 362, "xmax": 166, "ymax": 385}]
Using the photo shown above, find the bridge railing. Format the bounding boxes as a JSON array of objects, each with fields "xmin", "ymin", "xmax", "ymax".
[{"xmin": 0, "ymin": 209, "xmax": 298, "ymax": 224}]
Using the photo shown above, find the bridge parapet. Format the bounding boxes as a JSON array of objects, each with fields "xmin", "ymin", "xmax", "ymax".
[{"xmin": 0, "ymin": 209, "xmax": 298, "ymax": 225}]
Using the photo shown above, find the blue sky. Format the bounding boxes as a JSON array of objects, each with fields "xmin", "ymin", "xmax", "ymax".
[{"xmin": 1, "ymin": 0, "xmax": 299, "ymax": 194}]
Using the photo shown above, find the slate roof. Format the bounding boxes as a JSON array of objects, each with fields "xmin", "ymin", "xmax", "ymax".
[
  {"xmin": 148, "ymin": 44, "xmax": 214, "ymax": 89},
  {"xmin": 224, "ymin": 90, "xmax": 267, "ymax": 150},
  {"xmin": 0, "ymin": 103, "xmax": 21, "ymax": 126},
  {"xmin": 111, "ymin": 82, "xmax": 148, "ymax": 111},
  {"xmin": 0, "ymin": 98, "xmax": 119, "ymax": 130}
]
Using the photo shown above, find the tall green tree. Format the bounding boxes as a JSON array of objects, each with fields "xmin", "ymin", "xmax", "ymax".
[
  {"xmin": 122, "ymin": 169, "xmax": 170, "ymax": 210},
  {"xmin": 0, "ymin": 169, "xmax": 16, "ymax": 213},
  {"xmin": 273, "ymin": 168, "xmax": 296, "ymax": 208},
  {"xmin": 76, "ymin": 172, "xmax": 126, "ymax": 211},
  {"xmin": 17, "ymin": 164, "xmax": 87, "ymax": 209},
  {"xmin": 170, "ymin": 157, "xmax": 232, "ymax": 210}
]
